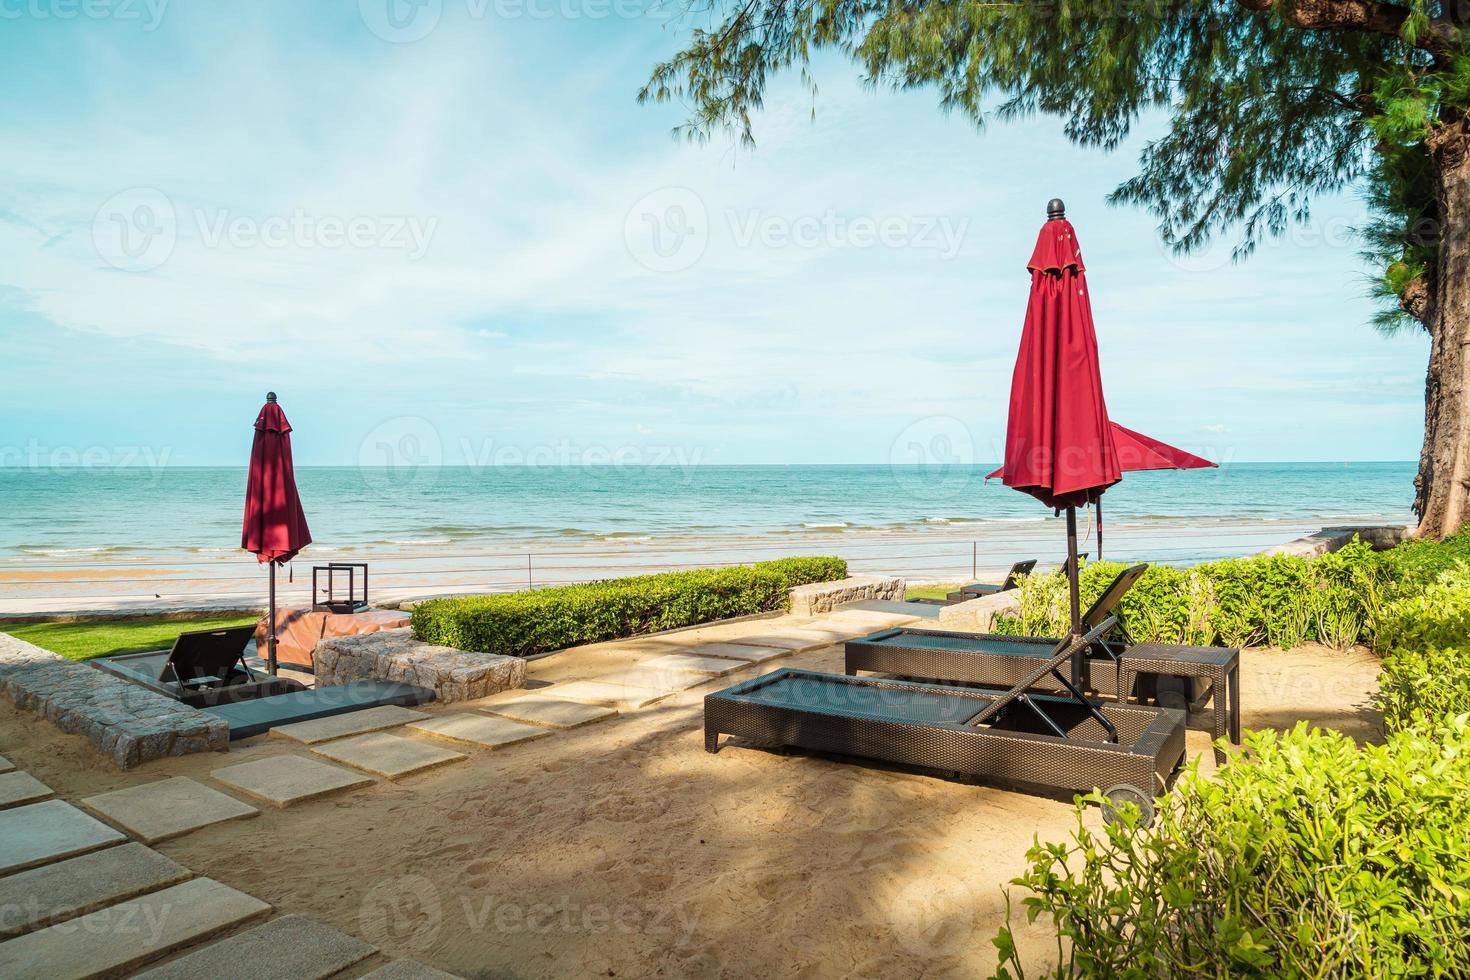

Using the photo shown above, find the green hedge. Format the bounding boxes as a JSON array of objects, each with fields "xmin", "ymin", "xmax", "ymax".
[
  {"xmin": 994, "ymin": 719, "xmax": 1470, "ymax": 979},
  {"xmin": 410, "ymin": 556, "xmax": 846, "ymax": 656},
  {"xmin": 995, "ymin": 540, "xmax": 1386, "ymax": 650}
]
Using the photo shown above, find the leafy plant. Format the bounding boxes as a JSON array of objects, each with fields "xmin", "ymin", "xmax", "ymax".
[
  {"xmin": 994, "ymin": 719, "xmax": 1470, "ymax": 979},
  {"xmin": 410, "ymin": 556, "xmax": 846, "ymax": 656}
]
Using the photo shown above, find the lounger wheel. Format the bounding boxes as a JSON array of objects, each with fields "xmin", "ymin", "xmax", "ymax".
[
  {"xmin": 1153, "ymin": 675, "xmax": 1190, "ymax": 713},
  {"xmin": 1101, "ymin": 783, "xmax": 1155, "ymax": 829}
]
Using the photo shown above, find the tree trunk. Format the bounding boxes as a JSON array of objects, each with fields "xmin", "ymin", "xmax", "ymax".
[{"xmin": 1415, "ymin": 121, "xmax": 1470, "ymax": 538}]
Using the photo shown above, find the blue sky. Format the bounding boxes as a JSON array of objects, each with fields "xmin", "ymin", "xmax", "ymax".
[{"xmin": 0, "ymin": 1, "xmax": 1429, "ymax": 469}]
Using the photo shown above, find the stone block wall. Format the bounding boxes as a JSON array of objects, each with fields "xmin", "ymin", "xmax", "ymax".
[
  {"xmin": 315, "ymin": 628, "xmax": 525, "ymax": 702},
  {"xmin": 788, "ymin": 576, "xmax": 905, "ymax": 617},
  {"xmin": 0, "ymin": 633, "xmax": 228, "ymax": 768},
  {"xmin": 937, "ymin": 591, "xmax": 1023, "ymax": 633}
]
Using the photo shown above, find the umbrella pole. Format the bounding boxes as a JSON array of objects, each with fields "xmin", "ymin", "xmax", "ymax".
[
  {"xmin": 1065, "ymin": 506, "xmax": 1081, "ymax": 632},
  {"xmin": 268, "ymin": 562, "xmax": 278, "ymax": 676},
  {"xmin": 1065, "ymin": 505, "xmax": 1084, "ymax": 690},
  {"xmin": 1096, "ymin": 498, "xmax": 1103, "ymax": 562}
]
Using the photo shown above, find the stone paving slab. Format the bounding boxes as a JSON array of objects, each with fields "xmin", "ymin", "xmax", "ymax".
[
  {"xmin": 0, "ymin": 799, "xmax": 126, "ymax": 875},
  {"xmin": 0, "ymin": 771, "xmax": 54, "ymax": 810},
  {"xmin": 0, "ymin": 842, "xmax": 192, "ymax": 940},
  {"xmin": 540, "ymin": 680, "xmax": 673, "ymax": 710},
  {"xmin": 479, "ymin": 696, "xmax": 617, "ymax": 730},
  {"xmin": 407, "ymin": 713, "xmax": 553, "ymax": 750},
  {"xmin": 311, "ymin": 732, "xmax": 467, "ymax": 780},
  {"xmin": 82, "ymin": 777, "xmax": 258, "ymax": 844},
  {"xmin": 687, "ymin": 642, "xmax": 797, "ymax": 664},
  {"xmin": 135, "ymin": 913, "xmax": 376, "ymax": 980},
  {"xmin": 0, "ymin": 754, "xmax": 14, "ymax": 774},
  {"xmin": 0, "ymin": 877, "xmax": 270, "ymax": 979},
  {"xmin": 722, "ymin": 632, "xmax": 833, "ymax": 653},
  {"xmin": 794, "ymin": 618, "xmax": 874, "ymax": 636},
  {"xmin": 362, "ymin": 960, "xmax": 464, "ymax": 979},
  {"xmin": 211, "ymin": 755, "xmax": 375, "ymax": 808},
  {"xmin": 269, "ymin": 704, "xmax": 431, "ymax": 745},
  {"xmin": 827, "ymin": 609, "xmax": 920, "ymax": 627},
  {"xmin": 638, "ymin": 652, "xmax": 750, "ymax": 677},
  {"xmin": 605, "ymin": 666, "xmax": 712, "ymax": 693}
]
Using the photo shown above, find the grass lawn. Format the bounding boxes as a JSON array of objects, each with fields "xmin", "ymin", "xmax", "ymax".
[
  {"xmin": 904, "ymin": 583, "xmax": 962, "ymax": 601},
  {"xmin": 3, "ymin": 615, "xmax": 261, "ymax": 662}
]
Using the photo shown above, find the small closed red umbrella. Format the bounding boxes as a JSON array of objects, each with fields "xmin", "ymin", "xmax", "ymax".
[
  {"xmin": 242, "ymin": 392, "xmax": 311, "ymax": 674},
  {"xmin": 991, "ymin": 199, "xmax": 1118, "ymax": 636}
]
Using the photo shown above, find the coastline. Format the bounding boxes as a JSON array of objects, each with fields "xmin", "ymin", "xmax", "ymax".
[{"xmin": 0, "ymin": 513, "xmax": 1412, "ymax": 618}]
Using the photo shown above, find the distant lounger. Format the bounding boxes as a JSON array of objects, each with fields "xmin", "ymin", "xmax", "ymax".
[
  {"xmin": 942, "ymin": 558, "xmax": 1038, "ymax": 603},
  {"xmin": 91, "ymin": 625, "xmax": 306, "ymax": 708},
  {"xmin": 705, "ymin": 615, "xmax": 1187, "ymax": 824}
]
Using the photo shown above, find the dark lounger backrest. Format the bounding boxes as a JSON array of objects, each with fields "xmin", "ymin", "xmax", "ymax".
[
  {"xmin": 161, "ymin": 625, "xmax": 256, "ymax": 685},
  {"xmin": 1081, "ymin": 563, "xmax": 1149, "ymax": 631},
  {"xmin": 1001, "ymin": 559, "xmax": 1039, "ymax": 590}
]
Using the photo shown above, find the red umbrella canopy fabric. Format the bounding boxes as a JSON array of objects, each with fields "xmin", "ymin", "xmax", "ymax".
[
  {"xmin": 993, "ymin": 216, "xmax": 1121, "ymax": 509},
  {"xmin": 242, "ymin": 397, "xmax": 311, "ymax": 564},
  {"xmin": 1106, "ymin": 423, "xmax": 1216, "ymax": 473}
]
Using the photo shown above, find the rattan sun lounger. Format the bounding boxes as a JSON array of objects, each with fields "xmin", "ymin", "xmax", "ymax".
[
  {"xmin": 945, "ymin": 558, "xmax": 1039, "ymax": 602},
  {"xmin": 850, "ymin": 564, "xmax": 1148, "ymax": 696},
  {"xmin": 91, "ymin": 625, "xmax": 305, "ymax": 708},
  {"xmin": 705, "ymin": 617, "xmax": 1188, "ymax": 823}
]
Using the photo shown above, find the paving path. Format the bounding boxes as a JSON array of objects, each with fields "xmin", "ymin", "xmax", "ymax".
[{"xmin": 0, "ymin": 605, "xmax": 920, "ymax": 977}]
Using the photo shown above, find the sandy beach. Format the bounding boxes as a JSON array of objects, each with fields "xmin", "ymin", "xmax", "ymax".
[
  {"xmin": 0, "ymin": 612, "xmax": 1383, "ymax": 978},
  {"xmin": 0, "ymin": 515, "xmax": 1389, "ymax": 619}
]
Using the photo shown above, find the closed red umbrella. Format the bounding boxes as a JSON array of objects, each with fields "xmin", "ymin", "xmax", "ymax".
[
  {"xmin": 242, "ymin": 392, "xmax": 311, "ymax": 674},
  {"xmin": 991, "ymin": 199, "xmax": 1118, "ymax": 636}
]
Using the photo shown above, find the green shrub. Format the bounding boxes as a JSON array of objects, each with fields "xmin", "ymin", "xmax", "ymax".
[
  {"xmin": 1372, "ymin": 566, "xmax": 1470, "ymax": 653},
  {"xmin": 410, "ymin": 556, "xmax": 846, "ymax": 656},
  {"xmin": 1380, "ymin": 647, "xmax": 1470, "ymax": 733},
  {"xmin": 994, "ymin": 719, "xmax": 1470, "ymax": 979},
  {"xmin": 993, "ymin": 540, "xmax": 1384, "ymax": 651}
]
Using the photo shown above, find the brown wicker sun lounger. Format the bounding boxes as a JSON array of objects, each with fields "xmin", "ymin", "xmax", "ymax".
[
  {"xmin": 945, "ymin": 558, "xmax": 1039, "ymax": 602},
  {"xmin": 705, "ymin": 616, "xmax": 1188, "ymax": 823},
  {"xmin": 851, "ymin": 563, "xmax": 1147, "ymax": 693}
]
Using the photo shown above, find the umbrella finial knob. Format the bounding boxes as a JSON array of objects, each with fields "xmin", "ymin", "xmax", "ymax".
[
  {"xmin": 266, "ymin": 391, "xmax": 277, "ymax": 403},
  {"xmin": 1046, "ymin": 198, "xmax": 1066, "ymax": 221}
]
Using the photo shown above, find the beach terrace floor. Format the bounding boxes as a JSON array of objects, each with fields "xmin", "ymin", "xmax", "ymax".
[{"xmin": 0, "ymin": 606, "xmax": 1383, "ymax": 978}]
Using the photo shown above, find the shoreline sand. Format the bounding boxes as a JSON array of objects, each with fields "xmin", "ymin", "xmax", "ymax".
[{"xmin": 0, "ymin": 516, "xmax": 1408, "ymax": 618}]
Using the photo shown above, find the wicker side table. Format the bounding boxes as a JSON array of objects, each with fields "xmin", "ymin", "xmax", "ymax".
[{"xmin": 1120, "ymin": 643, "xmax": 1241, "ymax": 764}]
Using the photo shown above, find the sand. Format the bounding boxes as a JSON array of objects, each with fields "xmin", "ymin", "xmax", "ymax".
[{"xmin": 0, "ymin": 636, "xmax": 1383, "ymax": 978}]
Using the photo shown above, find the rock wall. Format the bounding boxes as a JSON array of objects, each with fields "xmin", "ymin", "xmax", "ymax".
[
  {"xmin": 315, "ymin": 628, "xmax": 525, "ymax": 702},
  {"xmin": 1261, "ymin": 524, "xmax": 1411, "ymax": 558},
  {"xmin": 0, "ymin": 633, "xmax": 228, "ymax": 768},
  {"xmin": 788, "ymin": 576, "xmax": 905, "ymax": 617},
  {"xmin": 936, "ymin": 591, "xmax": 1024, "ymax": 633}
]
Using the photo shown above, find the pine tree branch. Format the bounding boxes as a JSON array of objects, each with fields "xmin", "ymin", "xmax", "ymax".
[{"xmin": 1235, "ymin": 0, "xmax": 1457, "ymax": 57}]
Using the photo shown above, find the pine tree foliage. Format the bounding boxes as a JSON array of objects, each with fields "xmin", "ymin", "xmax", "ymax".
[{"xmin": 641, "ymin": 1, "xmax": 1470, "ymax": 329}]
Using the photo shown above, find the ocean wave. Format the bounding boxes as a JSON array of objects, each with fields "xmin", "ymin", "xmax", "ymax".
[
  {"xmin": 383, "ymin": 538, "xmax": 454, "ymax": 546},
  {"xmin": 801, "ymin": 522, "xmax": 850, "ymax": 530},
  {"xmin": 18, "ymin": 545, "xmax": 133, "ymax": 556}
]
